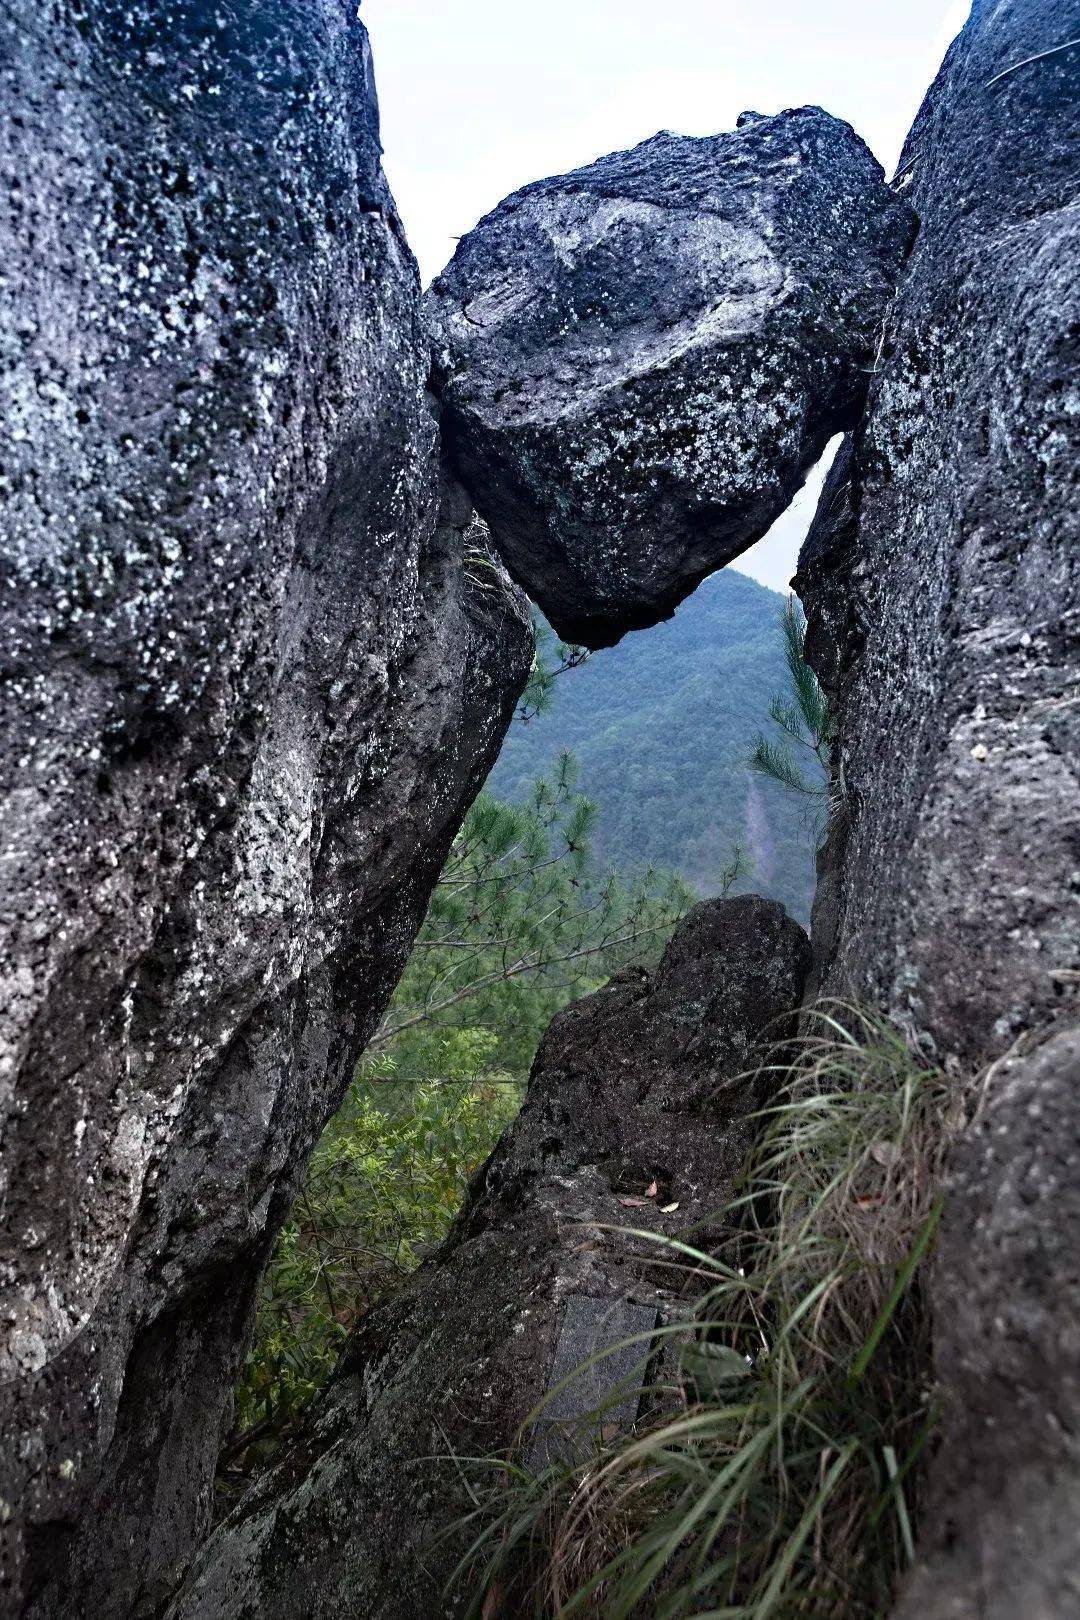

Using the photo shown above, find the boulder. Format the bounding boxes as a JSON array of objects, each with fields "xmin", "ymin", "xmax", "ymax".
[
  {"xmin": 795, "ymin": 0, "xmax": 1080, "ymax": 1609},
  {"xmin": 170, "ymin": 896, "xmax": 810, "ymax": 1619},
  {"xmin": 427, "ymin": 111, "xmax": 914, "ymax": 647},
  {"xmin": 0, "ymin": 5, "xmax": 530, "ymax": 1614}
]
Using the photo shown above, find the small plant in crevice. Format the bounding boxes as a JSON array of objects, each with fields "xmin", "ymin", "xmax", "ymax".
[{"xmin": 454, "ymin": 1004, "xmax": 962, "ymax": 1620}]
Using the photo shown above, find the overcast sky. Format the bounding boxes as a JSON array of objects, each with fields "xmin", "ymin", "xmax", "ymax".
[{"xmin": 362, "ymin": 0, "xmax": 970, "ymax": 593}]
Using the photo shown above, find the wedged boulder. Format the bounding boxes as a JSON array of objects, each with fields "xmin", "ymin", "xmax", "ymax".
[
  {"xmin": 795, "ymin": 0, "xmax": 1080, "ymax": 1610},
  {"xmin": 170, "ymin": 896, "xmax": 810, "ymax": 1620},
  {"xmin": 0, "ymin": 5, "xmax": 530, "ymax": 1614},
  {"xmin": 426, "ymin": 111, "xmax": 914, "ymax": 647}
]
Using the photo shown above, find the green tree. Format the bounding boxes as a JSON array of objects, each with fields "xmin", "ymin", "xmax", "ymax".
[
  {"xmin": 515, "ymin": 622, "xmax": 593, "ymax": 725},
  {"xmin": 223, "ymin": 1030, "xmax": 521, "ymax": 1485},
  {"xmin": 489, "ymin": 573, "xmax": 820, "ymax": 925},
  {"xmin": 371, "ymin": 751, "xmax": 693, "ymax": 1068},
  {"xmin": 749, "ymin": 596, "xmax": 833, "ymax": 801}
]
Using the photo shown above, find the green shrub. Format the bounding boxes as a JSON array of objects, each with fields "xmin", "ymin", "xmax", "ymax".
[{"xmin": 223, "ymin": 1030, "xmax": 521, "ymax": 1486}]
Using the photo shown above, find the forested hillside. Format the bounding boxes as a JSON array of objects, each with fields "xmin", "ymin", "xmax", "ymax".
[{"xmin": 487, "ymin": 569, "xmax": 822, "ymax": 923}]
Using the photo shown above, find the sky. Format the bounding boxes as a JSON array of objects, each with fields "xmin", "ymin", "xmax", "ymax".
[{"xmin": 362, "ymin": 0, "xmax": 970, "ymax": 593}]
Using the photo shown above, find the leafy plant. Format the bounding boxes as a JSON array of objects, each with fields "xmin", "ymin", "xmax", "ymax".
[
  {"xmin": 749, "ymin": 597, "xmax": 833, "ymax": 802},
  {"xmin": 224, "ymin": 1031, "xmax": 521, "ymax": 1486},
  {"xmin": 455, "ymin": 1004, "xmax": 960, "ymax": 1619}
]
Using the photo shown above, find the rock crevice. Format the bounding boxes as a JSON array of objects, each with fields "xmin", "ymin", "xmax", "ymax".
[{"xmin": 170, "ymin": 897, "xmax": 810, "ymax": 1620}]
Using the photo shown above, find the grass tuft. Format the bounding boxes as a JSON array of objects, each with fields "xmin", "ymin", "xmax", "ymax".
[{"xmin": 453, "ymin": 1002, "xmax": 962, "ymax": 1619}]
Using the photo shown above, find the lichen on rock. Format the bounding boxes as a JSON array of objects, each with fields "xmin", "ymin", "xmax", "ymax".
[
  {"xmin": 0, "ymin": 4, "xmax": 530, "ymax": 1613},
  {"xmin": 795, "ymin": 1, "xmax": 1080, "ymax": 1610}
]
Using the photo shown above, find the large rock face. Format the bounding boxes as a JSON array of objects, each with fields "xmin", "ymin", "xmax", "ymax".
[
  {"xmin": 4, "ymin": 0, "xmax": 1074, "ymax": 1613},
  {"xmin": 427, "ymin": 112, "xmax": 914, "ymax": 647},
  {"xmin": 797, "ymin": 2, "xmax": 1079, "ymax": 1068},
  {"xmin": 795, "ymin": 1, "xmax": 1079, "ymax": 1610},
  {"xmin": 170, "ymin": 897, "xmax": 810, "ymax": 1619},
  {"xmin": 0, "ymin": 5, "xmax": 530, "ymax": 1614},
  {"xmin": 898, "ymin": 1026, "xmax": 1080, "ymax": 1620}
]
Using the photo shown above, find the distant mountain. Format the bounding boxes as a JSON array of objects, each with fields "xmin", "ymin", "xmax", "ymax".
[{"xmin": 485, "ymin": 569, "xmax": 822, "ymax": 925}]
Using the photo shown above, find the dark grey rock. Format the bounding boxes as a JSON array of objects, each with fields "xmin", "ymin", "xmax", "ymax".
[
  {"xmin": 426, "ymin": 111, "xmax": 914, "ymax": 647},
  {"xmin": 896, "ymin": 1026, "xmax": 1080, "ymax": 1620},
  {"xmin": 797, "ymin": 0, "xmax": 1080, "ymax": 1068},
  {"xmin": 169, "ymin": 896, "xmax": 810, "ymax": 1620},
  {"xmin": 0, "ymin": 5, "xmax": 530, "ymax": 1614},
  {"xmin": 795, "ymin": 2, "xmax": 1080, "ymax": 1611}
]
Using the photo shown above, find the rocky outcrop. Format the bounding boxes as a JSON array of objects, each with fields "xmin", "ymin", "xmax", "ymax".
[
  {"xmin": 427, "ymin": 112, "xmax": 914, "ymax": 647},
  {"xmin": 170, "ymin": 897, "xmax": 810, "ymax": 1619},
  {"xmin": 5, "ymin": 0, "xmax": 1074, "ymax": 1610},
  {"xmin": 795, "ymin": 1, "xmax": 1080, "ymax": 1610},
  {"xmin": 0, "ymin": 5, "xmax": 530, "ymax": 1614}
]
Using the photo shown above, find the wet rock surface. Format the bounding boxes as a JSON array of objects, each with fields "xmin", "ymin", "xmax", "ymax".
[
  {"xmin": 0, "ymin": 5, "xmax": 530, "ymax": 1614},
  {"xmin": 170, "ymin": 896, "xmax": 810, "ymax": 1619},
  {"xmin": 426, "ymin": 110, "xmax": 914, "ymax": 647},
  {"xmin": 796, "ymin": 1, "xmax": 1080, "ymax": 1611}
]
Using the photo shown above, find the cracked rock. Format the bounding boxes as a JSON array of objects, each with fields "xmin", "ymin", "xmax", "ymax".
[{"xmin": 0, "ymin": 5, "xmax": 530, "ymax": 1613}]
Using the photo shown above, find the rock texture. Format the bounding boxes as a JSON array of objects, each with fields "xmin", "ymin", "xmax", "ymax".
[
  {"xmin": 0, "ymin": 5, "xmax": 530, "ymax": 1615},
  {"xmin": 795, "ymin": 1, "xmax": 1080, "ymax": 1611},
  {"xmin": 4, "ymin": 0, "xmax": 1075, "ymax": 1612},
  {"xmin": 170, "ymin": 897, "xmax": 810, "ymax": 1620},
  {"xmin": 897, "ymin": 1027, "xmax": 1080, "ymax": 1620},
  {"xmin": 797, "ymin": 0, "xmax": 1079, "ymax": 1068},
  {"xmin": 426, "ymin": 112, "xmax": 914, "ymax": 647}
]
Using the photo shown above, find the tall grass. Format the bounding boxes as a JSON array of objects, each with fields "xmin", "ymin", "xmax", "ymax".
[{"xmin": 454, "ymin": 1004, "xmax": 961, "ymax": 1619}]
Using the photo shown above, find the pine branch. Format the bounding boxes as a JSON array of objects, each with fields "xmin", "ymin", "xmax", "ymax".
[{"xmin": 370, "ymin": 922, "xmax": 679, "ymax": 1049}]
